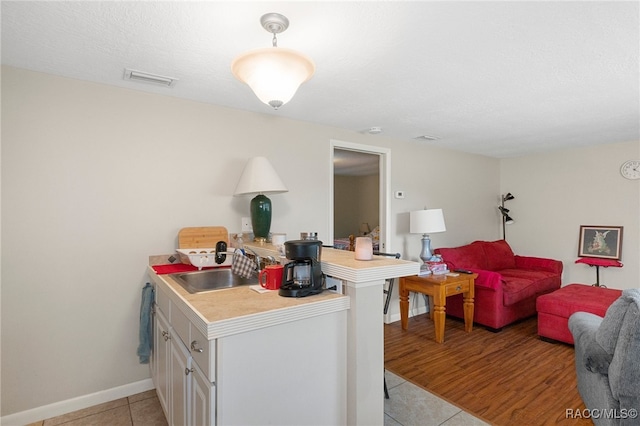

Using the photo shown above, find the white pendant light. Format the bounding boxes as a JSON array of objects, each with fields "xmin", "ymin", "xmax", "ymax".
[{"xmin": 231, "ymin": 13, "xmax": 315, "ymax": 110}]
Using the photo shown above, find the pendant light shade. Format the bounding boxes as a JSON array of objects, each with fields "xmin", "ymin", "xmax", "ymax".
[
  {"xmin": 231, "ymin": 13, "xmax": 315, "ymax": 110},
  {"xmin": 232, "ymin": 48, "xmax": 315, "ymax": 110}
]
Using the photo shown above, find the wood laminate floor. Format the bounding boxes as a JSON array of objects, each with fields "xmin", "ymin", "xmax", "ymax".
[{"xmin": 385, "ymin": 314, "xmax": 594, "ymax": 426}]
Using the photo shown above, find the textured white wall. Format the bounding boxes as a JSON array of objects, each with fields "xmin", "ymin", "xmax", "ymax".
[
  {"xmin": 1, "ymin": 66, "xmax": 499, "ymax": 416},
  {"xmin": 500, "ymin": 141, "xmax": 640, "ymax": 289}
]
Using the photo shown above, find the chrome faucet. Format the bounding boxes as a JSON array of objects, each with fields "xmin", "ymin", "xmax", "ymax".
[{"xmin": 243, "ymin": 247, "xmax": 278, "ymax": 271}]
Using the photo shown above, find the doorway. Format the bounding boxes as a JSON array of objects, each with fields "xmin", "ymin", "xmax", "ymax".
[{"xmin": 329, "ymin": 140, "xmax": 390, "ymax": 252}]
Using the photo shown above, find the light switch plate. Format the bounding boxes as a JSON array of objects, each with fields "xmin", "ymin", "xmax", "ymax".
[
  {"xmin": 394, "ymin": 191, "xmax": 405, "ymax": 199},
  {"xmin": 241, "ymin": 217, "xmax": 252, "ymax": 232}
]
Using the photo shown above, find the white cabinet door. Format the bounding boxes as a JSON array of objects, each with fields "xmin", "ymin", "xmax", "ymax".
[
  {"xmin": 169, "ymin": 331, "xmax": 214, "ymax": 426},
  {"xmin": 190, "ymin": 361, "xmax": 214, "ymax": 426},
  {"xmin": 154, "ymin": 308, "xmax": 171, "ymax": 417},
  {"xmin": 170, "ymin": 334, "xmax": 190, "ymax": 426},
  {"xmin": 152, "ymin": 282, "xmax": 215, "ymax": 426}
]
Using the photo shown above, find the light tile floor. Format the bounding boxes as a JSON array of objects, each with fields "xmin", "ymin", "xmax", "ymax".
[
  {"xmin": 28, "ymin": 390, "xmax": 167, "ymax": 426},
  {"xmin": 30, "ymin": 374, "xmax": 488, "ymax": 426},
  {"xmin": 385, "ymin": 371, "xmax": 490, "ymax": 426}
]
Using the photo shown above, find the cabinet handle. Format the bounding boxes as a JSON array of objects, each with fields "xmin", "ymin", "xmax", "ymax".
[
  {"xmin": 185, "ymin": 367, "xmax": 194, "ymax": 376},
  {"xmin": 456, "ymin": 286, "xmax": 462, "ymax": 291},
  {"xmin": 162, "ymin": 331, "xmax": 170, "ymax": 342},
  {"xmin": 190, "ymin": 341, "xmax": 204, "ymax": 353}
]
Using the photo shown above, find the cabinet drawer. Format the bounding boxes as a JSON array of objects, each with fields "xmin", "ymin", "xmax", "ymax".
[
  {"xmin": 171, "ymin": 306, "xmax": 191, "ymax": 348},
  {"xmin": 155, "ymin": 284, "xmax": 171, "ymax": 318},
  {"xmin": 190, "ymin": 324, "xmax": 215, "ymax": 381},
  {"xmin": 445, "ymin": 281, "xmax": 470, "ymax": 296}
]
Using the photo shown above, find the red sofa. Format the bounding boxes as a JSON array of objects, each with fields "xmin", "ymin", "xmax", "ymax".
[{"xmin": 434, "ymin": 240, "xmax": 563, "ymax": 330}]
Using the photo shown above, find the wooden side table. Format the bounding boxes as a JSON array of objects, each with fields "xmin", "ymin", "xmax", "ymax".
[{"xmin": 399, "ymin": 273, "xmax": 477, "ymax": 343}]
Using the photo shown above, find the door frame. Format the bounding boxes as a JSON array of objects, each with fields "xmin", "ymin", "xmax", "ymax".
[{"xmin": 329, "ymin": 139, "xmax": 391, "ymax": 253}]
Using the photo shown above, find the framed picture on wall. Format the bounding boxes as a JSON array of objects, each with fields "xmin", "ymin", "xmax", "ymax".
[{"xmin": 578, "ymin": 225, "xmax": 623, "ymax": 260}]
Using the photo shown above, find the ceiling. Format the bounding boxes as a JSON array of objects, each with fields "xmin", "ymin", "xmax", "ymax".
[{"xmin": 2, "ymin": 1, "xmax": 639, "ymax": 159}]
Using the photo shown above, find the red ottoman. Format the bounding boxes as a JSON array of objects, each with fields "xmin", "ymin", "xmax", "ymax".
[{"xmin": 536, "ymin": 283, "xmax": 622, "ymax": 344}]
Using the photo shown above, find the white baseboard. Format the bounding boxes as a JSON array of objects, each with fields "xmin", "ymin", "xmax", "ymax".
[
  {"xmin": 1, "ymin": 378, "xmax": 155, "ymax": 426},
  {"xmin": 384, "ymin": 305, "xmax": 428, "ymax": 324},
  {"xmin": 383, "ymin": 292, "xmax": 431, "ymax": 324}
]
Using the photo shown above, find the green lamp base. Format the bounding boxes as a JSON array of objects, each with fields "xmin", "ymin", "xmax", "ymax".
[{"xmin": 250, "ymin": 194, "xmax": 272, "ymax": 241}]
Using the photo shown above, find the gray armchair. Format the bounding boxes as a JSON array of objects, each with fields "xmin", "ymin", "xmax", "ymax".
[{"xmin": 568, "ymin": 289, "xmax": 640, "ymax": 426}]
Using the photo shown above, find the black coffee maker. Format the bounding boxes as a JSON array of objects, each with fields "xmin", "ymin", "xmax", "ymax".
[{"xmin": 279, "ymin": 240, "xmax": 324, "ymax": 297}]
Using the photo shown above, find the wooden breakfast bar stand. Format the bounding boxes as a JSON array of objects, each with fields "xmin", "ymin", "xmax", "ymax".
[{"xmin": 400, "ymin": 272, "xmax": 477, "ymax": 343}]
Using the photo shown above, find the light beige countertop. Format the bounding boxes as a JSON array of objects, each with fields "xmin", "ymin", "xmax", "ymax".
[
  {"xmin": 243, "ymin": 241, "xmax": 421, "ymax": 284},
  {"xmin": 147, "ymin": 244, "xmax": 418, "ymax": 340},
  {"xmin": 147, "ymin": 264, "xmax": 349, "ymax": 340}
]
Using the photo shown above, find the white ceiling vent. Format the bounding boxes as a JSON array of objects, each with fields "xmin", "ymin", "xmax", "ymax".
[{"xmin": 123, "ymin": 68, "xmax": 178, "ymax": 87}]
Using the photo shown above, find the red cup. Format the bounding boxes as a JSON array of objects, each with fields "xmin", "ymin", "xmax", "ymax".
[{"xmin": 259, "ymin": 265, "xmax": 284, "ymax": 290}]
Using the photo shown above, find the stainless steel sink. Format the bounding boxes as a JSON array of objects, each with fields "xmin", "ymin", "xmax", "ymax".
[{"xmin": 169, "ymin": 268, "xmax": 258, "ymax": 294}]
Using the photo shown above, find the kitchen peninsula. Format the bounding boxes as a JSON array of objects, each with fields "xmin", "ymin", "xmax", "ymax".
[{"xmin": 148, "ymin": 243, "xmax": 419, "ymax": 425}]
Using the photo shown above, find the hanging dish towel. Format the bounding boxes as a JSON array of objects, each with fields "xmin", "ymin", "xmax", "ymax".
[
  {"xmin": 232, "ymin": 251, "xmax": 256, "ymax": 279},
  {"xmin": 137, "ymin": 283, "xmax": 155, "ymax": 364}
]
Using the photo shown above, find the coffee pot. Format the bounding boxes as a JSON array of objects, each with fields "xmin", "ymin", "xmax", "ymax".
[{"xmin": 279, "ymin": 240, "xmax": 324, "ymax": 297}]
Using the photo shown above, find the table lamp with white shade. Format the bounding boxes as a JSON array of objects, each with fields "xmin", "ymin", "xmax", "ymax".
[
  {"xmin": 410, "ymin": 208, "xmax": 447, "ymax": 267},
  {"xmin": 234, "ymin": 157, "xmax": 288, "ymax": 242}
]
